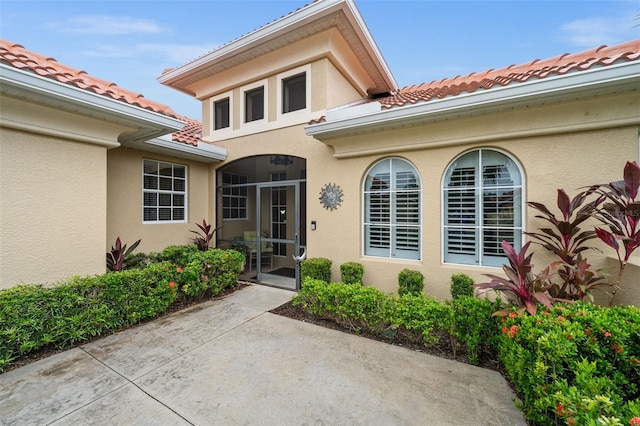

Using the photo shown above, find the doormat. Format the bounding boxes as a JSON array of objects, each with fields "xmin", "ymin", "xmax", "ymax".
[{"xmin": 251, "ymin": 267, "xmax": 296, "ymax": 280}]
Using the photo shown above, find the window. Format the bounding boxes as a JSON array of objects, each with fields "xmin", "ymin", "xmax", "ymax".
[
  {"xmin": 143, "ymin": 160, "xmax": 187, "ymax": 223},
  {"xmin": 443, "ymin": 149, "xmax": 523, "ymax": 267},
  {"xmin": 214, "ymin": 98, "xmax": 230, "ymax": 130},
  {"xmin": 244, "ymin": 87, "xmax": 264, "ymax": 122},
  {"xmin": 282, "ymin": 72, "xmax": 306, "ymax": 113},
  {"xmin": 364, "ymin": 158, "xmax": 421, "ymax": 260},
  {"xmin": 222, "ymin": 173, "xmax": 248, "ymax": 220}
]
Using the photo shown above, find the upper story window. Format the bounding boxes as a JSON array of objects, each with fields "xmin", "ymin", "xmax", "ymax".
[
  {"xmin": 363, "ymin": 158, "xmax": 421, "ymax": 260},
  {"xmin": 245, "ymin": 87, "xmax": 264, "ymax": 122},
  {"xmin": 442, "ymin": 149, "xmax": 523, "ymax": 267},
  {"xmin": 214, "ymin": 98, "xmax": 230, "ymax": 130},
  {"xmin": 282, "ymin": 73, "xmax": 306, "ymax": 113},
  {"xmin": 143, "ymin": 159, "xmax": 187, "ymax": 223}
]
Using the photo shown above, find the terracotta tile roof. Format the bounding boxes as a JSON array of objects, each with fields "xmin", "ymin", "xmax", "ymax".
[
  {"xmin": 0, "ymin": 39, "xmax": 178, "ymax": 118},
  {"xmin": 378, "ymin": 39, "xmax": 640, "ymax": 109},
  {"xmin": 171, "ymin": 115, "xmax": 202, "ymax": 147},
  {"xmin": 0, "ymin": 38, "xmax": 211, "ymax": 148}
]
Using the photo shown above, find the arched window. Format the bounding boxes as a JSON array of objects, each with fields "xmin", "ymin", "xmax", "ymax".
[
  {"xmin": 364, "ymin": 158, "xmax": 421, "ymax": 260},
  {"xmin": 442, "ymin": 149, "xmax": 523, "ymax": 267}
]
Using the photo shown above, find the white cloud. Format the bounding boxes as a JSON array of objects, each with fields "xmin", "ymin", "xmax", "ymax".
[
  {"xmin": 48, "ymin": 15, "xmax": 165, "ymax": 35},
  {"xmin": 561, "ymin": 13, "xmax": 639, "ymax": 47}
]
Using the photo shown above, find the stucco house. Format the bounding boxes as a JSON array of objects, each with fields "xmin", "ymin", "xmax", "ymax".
[{"xmin": 1, "ymin": 0, "xmax": 639, "ymax": 305}]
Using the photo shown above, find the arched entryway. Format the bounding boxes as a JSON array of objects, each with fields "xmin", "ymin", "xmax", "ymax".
[{"xmin": 215, "ymin": 155, "xmax": 306, "ymax": 290}]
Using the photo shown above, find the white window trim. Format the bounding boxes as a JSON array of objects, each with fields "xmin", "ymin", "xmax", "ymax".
[
  {"xmin": 276, "ymin": 64, "xmax": 312, "ymax": 126},
  {"xmin": 142, "ymin": 159, "xmax": 188, "ymax": 224},
  {"xmin": 210, "ymin": 90, "xmax": 233, "ymax": 137},
  {"xmin": 361, "ymin": 157, "xmax": 422, "ymax": 261},
  {"xmin": 239, "ymin": 78, "xmax": 268, "ymax": 131},
  {"xmin": 440, "ymin": 148, "xmax": 526, "ymax": 268}
]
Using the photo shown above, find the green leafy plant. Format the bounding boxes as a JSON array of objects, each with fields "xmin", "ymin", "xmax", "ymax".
[
  {"xmin": 497, "ymin": 302, "xmax": 640, "ymax": 424},
  {"xmin": 106, "ymin": 237, "xmax": 141, "ymax": 272},
  {"xmin": 340, "ymin": 262, "xmax": 364, "ymax": 285},
  {"xmin": 300, "ymin": 257, "xmax": 332, "ymax": 283},
  {"xmin": 398, "ymin": 268, "xmax": 424, "ymax": 296},
  {"xmin": 450, "ymin": 273, "xmax": 474, "ymax": 300},
  {"xmin": 588, "ymin": 160, "xmax": 640, "ymax": 306},
  {"xmin": 475, "ymin": 241, "xmax": 555, "ymax": 316},
  {"xmin": 191, "ymin": 219, "xmax": 221, "ymax": 251},
  {"xmin": 526, "ymin": 189, "xmax": 607, "ymax": 300},
  {"xmin": 449, "ymin": 296, "xmax": 502, "ymax": 365}
]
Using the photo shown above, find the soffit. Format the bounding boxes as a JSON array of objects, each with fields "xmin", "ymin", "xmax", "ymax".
[{"xmin": 159, "ymin": 0, "xmax": 396, "ymax": 96}]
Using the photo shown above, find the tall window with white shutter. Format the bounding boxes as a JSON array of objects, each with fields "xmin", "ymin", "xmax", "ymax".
[
  {"xmin": 364, "ymin": 158, "xmax": 421, "ymax": 260},
  {"xmin": 143, "ymin": 159, "xmax": 187, "ymax": 223},
  {"xmin": 442, "ymin": 149, "xmax": 523, "ymax": 267}
]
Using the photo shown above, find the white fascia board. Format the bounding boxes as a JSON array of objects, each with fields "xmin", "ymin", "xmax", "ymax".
[
  {"xmin": 145, "ymin": 135, "xmax": 227, "ymax": 162},
  {"xmin": 1, "ymin": 64, "xmax": 184, "ymax": 134},
  {"xmin": 158, "ymin": 0, "xmax": 396, "ymax": 91},
  {"xmin": 305, "ymin": 61, "xmax": 640, "ymax": 139}
]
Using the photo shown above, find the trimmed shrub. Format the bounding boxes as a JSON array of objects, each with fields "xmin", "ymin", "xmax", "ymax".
[
  {"xmin": 449, "ymin": 296, "xmax": 501, "ymax": 365},
  {"xmin": 0, "ymin": 246, "xmax": 244, "ymax": 373},
  {"xmin": 497, "ymin": 302, "xmax": 640, "ymax": 424},
  {"xmin": 340, "ymin": 262, "xmax": 364, "ymax": 285},
  {"xmin": 300, "ymin": 257, "xmax": 332, "ymax": 283},
  {"xmin": 154, "ymin": 244, "xmax": 200, "ymax": 265},
  {"xmin": 398, "ymin": 268, "xmax": 424, "ymax": 296},
  {"xmin": 450, "ymin": 273, "xmax": 474, "ymax": 300}
]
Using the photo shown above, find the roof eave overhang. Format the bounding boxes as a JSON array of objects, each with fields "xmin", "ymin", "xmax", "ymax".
[
  {"xmin": 305, "ymin": 61, "xmax": 640, "ymax": 141},
  {"xmin": 140, "ymin": 136, "xmax": 228, "ymax": 163},
  {"xmin": 0, "ymin": 64, "xmax": 184, "ymax": 144},
  {"xmin": 157, "ymin": 0, "xmax": 397, "ymax": 94}
]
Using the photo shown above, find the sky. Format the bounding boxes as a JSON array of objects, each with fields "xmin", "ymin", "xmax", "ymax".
[{"xmin": 2, "ymin": 0, "xmax": 639, "ymax": 119}]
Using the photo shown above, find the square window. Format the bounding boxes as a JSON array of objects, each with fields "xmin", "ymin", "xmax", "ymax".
[
  {"xmin": 214, "ymin": 98, "xmax": 230, "ymax": 130},
  {"xmin": 282, "ymin": 73, "xmax": 306, "ymax": 113},
  {"xmin": 245, "ymin": 87, "xmax": 264, "ymax": 122},
  {"xmin": 143, "ymin": 159, "xmax": 187, "ymax": 223}
]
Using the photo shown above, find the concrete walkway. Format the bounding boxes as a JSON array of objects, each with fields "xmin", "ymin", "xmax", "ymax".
[{"xmin": 0, "ymin": 284, "xmax": 526, "ymax": 425}]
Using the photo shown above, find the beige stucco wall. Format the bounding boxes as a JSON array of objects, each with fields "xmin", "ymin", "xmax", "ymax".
[
  {"xmin": 0, "ymin": 127, "xmax": 108, "ymax": 288},
  {"xmin": 106, "ymin": 147, "xmax": 212, "ymax": 255}
]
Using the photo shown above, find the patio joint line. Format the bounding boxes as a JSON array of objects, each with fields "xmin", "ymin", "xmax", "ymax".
[{"xmin": 70, "ymin": 346, "xmax": 196, "ymax": 425}]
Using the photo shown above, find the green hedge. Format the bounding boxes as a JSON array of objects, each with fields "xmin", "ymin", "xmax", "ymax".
[
  {"xmin": 498, "ymin": 302, "xmax": 640, "ymax": 424},
  {"xmin": 340, "ymin": 262, "xmax": 364, "ymax": 285},
  {"xmin": 290, "ymin": 279, "xmax": 640, "ymax": 423},
  {"xmin": 300, "ymin": 257, "xmax": 332, "ymax": 283},
  {"xmin": 0, "ymin": 247, "xmax": 244, "ymax": 372},
  {"xmin": 398, "ymin": 268, "xmax": 424, "ymax": 296}
]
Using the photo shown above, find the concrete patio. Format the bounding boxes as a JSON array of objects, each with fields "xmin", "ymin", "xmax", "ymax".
[{"xmin": 0, "ymin": 284, "xmax": 526, "ymax": 425}]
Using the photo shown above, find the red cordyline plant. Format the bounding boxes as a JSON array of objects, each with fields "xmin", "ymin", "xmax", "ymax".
[
  {"xmin": 475, "ymin": 241, "xmax": 556, "ymax": 316},
  {"xmin": 588, "ymin": 160, "xmax": 640, "ymax": 306},
  {"xmin": 106, "ymin": 237, "xmax": 141, "ymax": 272},
  {"xmin": 191, "ymin": 219, "xmax": 221, "ymax": 251},
  {"xmin": 525, "ymin": 189, "xmax": 608, "ymax": 301}
]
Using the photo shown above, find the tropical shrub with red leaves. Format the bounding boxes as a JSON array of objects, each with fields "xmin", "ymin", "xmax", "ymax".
[
  {"xmin": 191, "ymin": 219, "xmax": 221, "ymax": 251},
  {"xmin": 475, "ymin": 241, "xmax": 556, "ymax": 316},
  {"xmin": 526, "ymin": 189, "xmax": 608, "ymax": 301},
  {"xmin": 588, "ymin": 161, "xmax": 640, "ymax": 305},
  {"xmin": 106, "ymin": 237, "xmax": 141, "ymax": 272}
]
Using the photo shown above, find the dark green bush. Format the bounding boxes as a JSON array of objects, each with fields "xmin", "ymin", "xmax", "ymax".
[
  {"xmin": 450, "ymin": 273, "xmax": 474, "ymax": 300},
  {"xmin": 449, "ymin": 296, "xmax": 501, "ymax": 365},
  {"xmin": 340, "ymin": 262, "xmax": 364, "ymax": 285},
  {"xmin": 300, "ymin": 257, "xmax": 332, "ymax": 283},
  {"xmin": 398, "ymin": 268, "xmax": 424, "ymax": 296},
  {"xmin": 498, "ymin": 302, "xmax": 640, "ymax": 424},
  {"xmin": 0, "ymin": 246, "xmax": 244, "ymax": 372},
  {"xmin": 154, "ymin": 244, "xmax": 200, "ymax": 265}
]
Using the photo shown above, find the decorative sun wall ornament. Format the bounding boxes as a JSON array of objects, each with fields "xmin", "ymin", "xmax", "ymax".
[{"xmin": 319, "ymin": 182, "xmax": 343, "ymax": 210}]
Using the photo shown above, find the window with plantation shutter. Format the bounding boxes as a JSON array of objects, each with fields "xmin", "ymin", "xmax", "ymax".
[
  {"xmin": 364, "ymin": 158, "xmax": 421, "ymax": 260},
  {"xmin": 443, "ymin": 149, "xmax": 523, "ymax": 266},
  {"xmin": 143, "ymin": 159, "xmax": 187, "ymax": 223}
]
